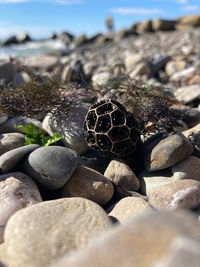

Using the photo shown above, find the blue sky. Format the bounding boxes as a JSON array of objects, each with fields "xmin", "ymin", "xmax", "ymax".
[{"xmin": 0, "ymin": 0, "xmax": 199, "ymax": 39}]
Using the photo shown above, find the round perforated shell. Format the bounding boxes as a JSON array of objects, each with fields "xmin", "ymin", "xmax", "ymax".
[{"xmin": 84, "ymin": 99, "xmax": 140, "ymax": 158}]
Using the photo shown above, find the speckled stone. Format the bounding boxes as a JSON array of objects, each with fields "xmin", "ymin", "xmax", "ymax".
[
  {"xmin": 0, "ymin": 172, "xmax": 42, "ymax": 243},
  {"xmin": 48, "ymin": 210, "xmax": 200, "ymax": 267},
  {"xmin": 61, "ymin": 166, "xmax": 114, "ymax": 206},
  {"xmin": 104, "ymin": 159, "xmax": 140, "ymax": 192},
  {"xmin": 4, "ymin": 198, "xmax": 112, "ymax": 267},
  {"xmin": 148, "ymin": 179, "xmax": 200, "ymax": 210},
  {"xmin": 145, "ymin": 133, "xmax": 193, "ymax": 171},
  {"xmin": 0, "ymin": 133, "xmax": 25, "ymax": 156},
  {"xmin": 108, "ymin": 197, "xmax": 152, "ymax": 223}
]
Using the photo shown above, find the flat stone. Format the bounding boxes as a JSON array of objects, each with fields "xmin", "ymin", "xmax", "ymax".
[
  {"xmin": 170, "ymin": 66, "xmax": 196, "ymax": 83},
  {"xmin": 0, "ymin": 144, "xmax": 39, "ymax": 173},
  {"xmin": 148, "ymin": 179, "xmax": 200, "ymax": 210},
  {"xmin": 108, "ymin": 197, "xmax": 152, "ymax": 223},
  {"xmin": 172, "ymin": 156, "xmax": 200, "ymax": 181},
  {"xmin": 104, "ymin": 159, "xmax": 140, "ymax": 192},
  {"xmin": 0, "ymin": 62, "xmax": 15, "ymax": 82},
  {"xmin": 61, "ymin": 166, "xmax": 114, "ymax": 206},
  {"xmin": 0, "ymin": 172, "xmax": 42, "ymax": 243},
  {"xmin": 0, "ymin": 243, "xmax": 7, "ymax": 267},
  {"xmin": 174, "ymin": 84, "xmax": 200, "ymax": 104},
  {"xmin": 4, "ymin": 198, "xmax": 112, "ymax": 267},
  {"xmin": 22, "ymin": 146, "xmax": 79, "ymax": 189},
  {"xmin": 48, "ymin": 210, "xmax": 200, "ymax": 267},
  {"xmin": 145, "ymin": 133, "xmax": 193, "ymax": 171},
  {"xmin": 124, "ymin": 54, "xmax": 144, "ymax": 72},
  {"xmin": 0, "ymin": 133, "xmax": 25, "ymax": 156}
]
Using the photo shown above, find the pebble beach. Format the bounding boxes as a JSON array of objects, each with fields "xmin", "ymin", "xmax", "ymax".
[{"xmin": 0, "ymin": 15, "xmax": 200, "ymax": 267}]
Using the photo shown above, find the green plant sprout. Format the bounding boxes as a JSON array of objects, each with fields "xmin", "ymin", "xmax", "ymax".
[{"xmin": 14, "ymin": 123, "xmax": 62, "ymax": 146}]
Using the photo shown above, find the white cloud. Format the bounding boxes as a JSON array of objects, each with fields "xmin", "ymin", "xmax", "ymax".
[
  {"xmin": 111, "ymin": 7, "xmax": 162, "ymax": 15},
  {"xmin": 175, "ymin": 0, "xmax": 188, "ymax": 4},
  {"xmin": 0, "ymin": 0, "xmax": 30, "ymax": 3},
  {"xmin": 181, "ymin": 5, "xmax": 200, "ymax": 11}
]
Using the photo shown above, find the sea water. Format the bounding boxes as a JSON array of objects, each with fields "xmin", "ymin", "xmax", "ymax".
[{"xmin": 0, "ymin": 39, "xmax": 68, "ymax": 59}]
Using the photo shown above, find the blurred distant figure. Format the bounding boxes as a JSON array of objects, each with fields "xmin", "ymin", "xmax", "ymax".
[{"xmin": 105, "ymin": 15, "xmax": 114, "ymax": 33}]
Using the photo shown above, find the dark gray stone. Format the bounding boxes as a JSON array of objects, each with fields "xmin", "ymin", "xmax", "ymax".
[
  {"xmin": 22, "ymin": 146, "xmax": 79, "ymax": 189},
  {"xmin": 0, "ymin": 144, "xmax": 39, "ymax": 173}
]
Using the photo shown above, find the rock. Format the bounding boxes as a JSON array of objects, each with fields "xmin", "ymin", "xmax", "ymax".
[
  {"xmin": 0, "ymin": 144, "xmax": 39, "ymax": 173},
  {"xmin": 1, "ymin": 35, "xmax": 18, "ymax": 46},
  {"xmin": 148, "ymin": 179, "xmax": 200, "ymax": 210},
  {"xmin": 139, "ymin": 169, "xmax": 173, "ymax": 196},
  {"xmin": 170, "ymin": 66, "xmax": 196, "ymax": 82},
  {"xmin": 17, "ymin": 33, "xmax": 31, "ymax": 43},
  {"xmin": 183, "ymin": 123, "xmax": 200, "ymax": 158},
  {"xmin": 96, "ymin": 35, "xmax": 112, "ymax": 45},
  {"xmin": 174, "ymin": 84, "xmax": 200, "ymax": 104},
  {"xmin": 152, "ymin": 19, "xmax": 177, "ymax": 31},
  {"xmin": 178, "ymin": 15, "xmax": 200, "ymax": 27},
  {"xmin": 61, "ymin": 65, "xmax": 72, "ymax": 82},
  {"xmin": 92, "ymin": 72, "xmax": 111, "ymax": 86},
  {"xmin": 108, "ymin": 197, "xmax": 152, "ymax": 223},
  {"xmin": 42, "ymin": 115, "xmax": 54, "ymax": 136},
  {"xmin": 0, "ymin": 243, "xmax": 7, "ymax": 266},
  {"xmin": 83, "ymin": 61, "xmax": 98, "ymax": 80},
  {"xmin": 137, "ymin": 20, "xmax": 153, "ymax": 32},
  {"xmin": 25, "ymin": 55, "xmax": 59, "ymax": 71},
  {"xmin": 144, "ymin": 133, "xmax": 193, "ymax": 171},
  {"xmin": 4, "ymin": 198, "xmax": 112, "ymax": 267},
  {"xmin": 104, "ymin": 159, "xmax": 140, "ymax": 192},
  {"xmin": 172, "ymin": 156, "xmax": 200, "ymax": 181},
  {"xmin": 151, "ymin": 56, "xmax": 171, "ymax": 75},
  {"xmin": 0, "ymin": 113, "xmax": 8, "ymax": 126},
  {"xmin": 74, "ymin": 34, "xmax": 87, "ymax": 47},
  {"xmin": 22, "ymin": 146, "xmax": 79, "ymax": 189},
  {"xmin": 0, "ymin": 172, "xmax": 42, "ymax": 243},
  {"xmin": 124, "ymin": 54, "xmax": 144, "ymax": 72},
  {"xmin": 48, "ymin": 105, "xmax": 89, "ymax": 154},
  {"xmin": 187, "ymin": 74, "xmax": 200, "ymax": 85},
  {"xmin": 61, "ymin": 166, "xmax": 114, "ymax": 206},
  {"xmin": 13, "ymin": 71, "xmax": 31, "ymax": 87},
  {"xmin": 179, "ymin": 109, "xmax": 200, "ymax": 128},
  {"xmin": 0, "ymin": 117, "xmax": 43, "ymax": 134},
  {"xmin": 129, "ymin": 62, "xmax": 151, "ymax": 78},
  {"xmin": 48, "ymin": 210, "xmax": 200, "ymax": 267},
  {"xmin": 0, "ymin": 133, "xmax": 25, "ymax": 156},
  {"xmin": 0, "ymin": 62, "xmax": 15, "ymax": 82},
  {"xmin": 165, "ymin": 60, "xmax": 186, "ymax": 76}
]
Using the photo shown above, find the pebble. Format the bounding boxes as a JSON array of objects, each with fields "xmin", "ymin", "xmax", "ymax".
[
  {"xmin": 108, "ymin": 197, "xmax": 152, "ymax": 223},
  {"xmin": 139, "ymin": 169, "xmax": 173, "ymax": 196},
  {"xmin": 165, "ymin": 60, "xmax": 186, "ymax": 76},
  {"xmin": 22, "ymin": 146, "xmax": 79, "ymax": 189},
  {"xmin": 182, "ymin": 123, "xmax": 200, "ymax": 158},
  {"xmin": 0, "ymin": 172, "xmax": 42, "ymax": 243},
  {"xmin": 144, "ymin": 133, "xmax": 193, "ymax": 171},
  {"xmin": 129, "ymin": 62, "xmax": 150, "ymax": 78},
  {"xmin": 92, "ymin": 72, "xmax": 112, "ymax": 86},
  {"xmin": 48, "ymin": 210, "xmax": 200, "ymax": 267},
  {"xmin": 61, "ymin": 166, "xmax": 114, "ymax": 206},
  {"xmin": 0, "ymin": 117, "xmax": 43, "ymax": 134},
  {"xmin": 0, "ymin": 62, "xmax": 15, "ymax": 83},
  {"xmin": 148, "ymin": 179, "xmax": 200, "ymax": 210},
  {"xmin": 104, "ymin": 159, "xmax": 140, "ymax": 192},
  {"xmin": 171, "ymin": 156, "xmax": 200, "ymax": 181},
  {"xmin": 0, "ymin": 144, "xmax": 39, "ymax": 173},
  {"xmin": 4, "ymin": 197, "xmax": 112, "ymax": 267},
  {"xmin": 25, "ymin": 55, "xmax": 59, "ymax": 71},
  {"xmin": 48, "ymin": 105, "xmax": 89, "ymax": 154},
  {"xmin": 174, "ymin": 84, "xmax": 200, "ymax": 104},
  {"xmin": 0, "ymin": 133, "xmax": 25, "ymax": 156}
]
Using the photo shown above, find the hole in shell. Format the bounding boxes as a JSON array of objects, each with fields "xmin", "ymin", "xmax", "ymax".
[
  {"xmin": 96, "ymin": 103, "xmax": 115, "ymax": 115},
  {"xmin": 95, "ymin": 115, "xmax": 111, "ymax": 133},
  {"xmin": 96, "ymin": 134, "xmax": 112, "ymax": 151},
  {"xmin": 86, "ymin": 110, "xmax": 97, "ymax": 129},
  {"xmin": 108, "ymin": 126, "xmax": 129, "ymax": 142},
  {"xmin": 111, "ymin": 109, "xmax": 125, "ymax": 126}
]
